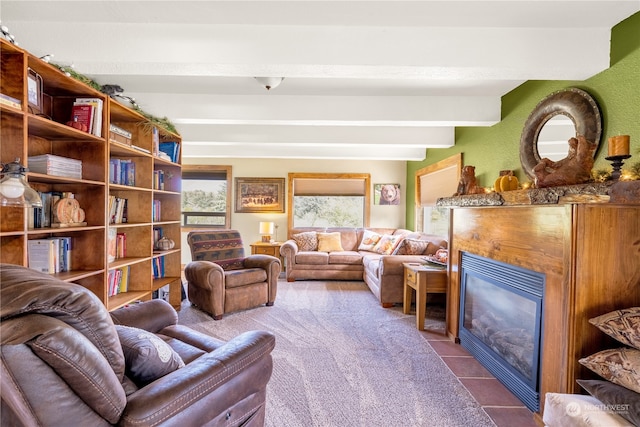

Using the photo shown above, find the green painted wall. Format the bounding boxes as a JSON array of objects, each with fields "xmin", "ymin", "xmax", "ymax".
[{"xmin": 406, "ymin": 11, "xmax": 640, "ymax": 228}]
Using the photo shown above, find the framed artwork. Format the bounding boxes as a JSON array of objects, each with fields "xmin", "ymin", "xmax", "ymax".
[
  {"xmin": 27, "ymin": 68, "xmax": 43, "ymax": 114},
  {"xmin": 235, "ymin": 177, "xmax": 285, "ymax": 213},
  {"xmin": 374, "ymin": 184, "xmax": 401, "ymax": 205}
]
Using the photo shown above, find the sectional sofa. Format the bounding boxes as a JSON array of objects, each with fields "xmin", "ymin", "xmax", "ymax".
[{"xmin": 279, "ymin": 227, "xmax": 447, "ymax": 307}]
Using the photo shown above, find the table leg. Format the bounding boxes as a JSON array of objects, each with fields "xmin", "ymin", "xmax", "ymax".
[
  {"xmin": 403, "ymin": 281, "xmax": 412, "ymax": 315},
  {"xmin": 415, "ymin": 280, "xmax": 426, "ymax": 331}
]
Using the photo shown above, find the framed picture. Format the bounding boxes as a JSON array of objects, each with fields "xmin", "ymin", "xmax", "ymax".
[
  {"xmin": 235, "ymin": 177, "xmax": 285, "ymax": 213},
  {"xmin": 374, "ymin": 184, "xmax": 401, "ymax": 205},
  {"xmin": 27, "ymin": 68, "xmax": 43, "ymax": 114}
]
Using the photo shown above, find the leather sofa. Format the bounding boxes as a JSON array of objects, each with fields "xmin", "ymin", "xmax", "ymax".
[
  {"xmin": 0, "ymin": 263, "xmax": 275, "ymax": 427},
  {"xmin": 280, "ymin": 227, "xmax": 447, "ymax": 307}
]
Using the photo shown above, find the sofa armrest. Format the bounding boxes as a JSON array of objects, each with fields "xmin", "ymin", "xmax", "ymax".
[
  {"xmin": 110, "ymin": 299, "xmax": 178, "ymax": 333},
  {"xmin": 185, "ymin": 260, "xmax": 225, "ymax": 291},
  {"xmin": 279, "ymin": 240, "xmax": 298, "ymax": 270},
  {"xmin": 243, "ymin": 254, "xmax": 281, "ymax": 272},
  {"xmin": 120, "ymin": 330, "xmax": 276, "ymax": 427}
]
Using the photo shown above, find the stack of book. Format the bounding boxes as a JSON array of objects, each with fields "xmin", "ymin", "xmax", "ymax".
[
  {"xmin": 109, "ymin": 158, "xmax": 136, "ymax": 186},
  {"xmin": 159, "ymin": 142, "xmax": 180, "ymax": 163},
  {"xmin": 68, "ymin": 97, "xmax": 103, "ymax": 137},
  {"xmin": 152, "ymin": 199, "xmax": 162, "ymax": 222},
  {"xmin": 28, "ymin": 154, "xmax": 82, "ymax": 179},
  {"xmin": 27, "ymin": 237, "xmax": 72, "ymax": 274},
  {"xmin": 109, "ymin": 123, "xmax": 132, "ymax": 145},
  {"xmin": 152, "ymin": 256, "xmax": 165, "ymax": 279},
  {"xmin": 0, "ymin": 93, "xmax": 21, "ymax": 109},
  {"xmin": 108, "ymin": 196, "xmax": 128, "ymax": 224},
  {"xmin": 108, "ymin": 266, "xmax": 130, "ymax": 296}
]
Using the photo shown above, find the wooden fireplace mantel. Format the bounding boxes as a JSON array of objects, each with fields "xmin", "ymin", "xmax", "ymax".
[{"xmin": 446, "ymin": 203, "xmax": 640, "ymax": 420}]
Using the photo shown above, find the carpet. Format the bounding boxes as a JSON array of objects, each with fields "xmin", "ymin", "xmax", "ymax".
[{"xmin": 178, "ymin": 280, "xmax": 495, "ymax": 427}]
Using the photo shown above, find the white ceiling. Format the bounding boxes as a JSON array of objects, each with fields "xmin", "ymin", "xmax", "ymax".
[{"xmin": 2, "ymin": 1, "xmax": 639, "ymax": 160}]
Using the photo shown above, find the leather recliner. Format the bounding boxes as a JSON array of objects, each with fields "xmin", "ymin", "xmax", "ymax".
[
  {"xmin": 185, "ymin": 230, "xmax": 280, "ymax": 320},
  {"xmin": 0, "ymin": 263, "xmax": 275, "ymax": 427}
]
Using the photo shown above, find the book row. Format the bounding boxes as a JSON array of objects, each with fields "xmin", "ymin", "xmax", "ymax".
[
  {"xmin": 108, "ymin": 196, "xmax": 128, "ymax": 224},
  {"xmin": 107, "ymin": 228, "xmax": 127, "ymax": 263},
  {"xmin": 68, "ymin": 97, "xmax": 103, "ymax": 137},
  {"xmin": 108, "ymin": 266, "xmax": 130, "ymax": 297},
  {"xmin": 109, "ymin": 158, "xmax": 136, "ymax": 186},
  {"xmin": 27, "ymin": 237, "xmax": 72, "ymax": 274}
]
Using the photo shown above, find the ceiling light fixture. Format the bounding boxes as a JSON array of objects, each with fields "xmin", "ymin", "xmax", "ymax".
[
  {"xmin": 254, "ymin": 77, "xmax": 284, "ymax": 91},
  {"xmin": 0, "ymin": 159, "xmax": 43, "ymax": 207}
]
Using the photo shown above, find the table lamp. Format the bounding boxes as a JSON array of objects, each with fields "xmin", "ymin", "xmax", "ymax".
[{"xmin": 259, "ymin": 221, "xmax": 275, "ymax": 243}]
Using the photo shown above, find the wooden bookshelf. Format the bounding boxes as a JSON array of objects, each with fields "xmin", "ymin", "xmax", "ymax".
[{"xmin": 0, "ymin": 38, "xmax": 182, "ymax": 311}]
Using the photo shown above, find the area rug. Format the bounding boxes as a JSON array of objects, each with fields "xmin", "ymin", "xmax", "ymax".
[{"xmin": 178, "ymin": 280, "xmax": 495, "ymax": 427}]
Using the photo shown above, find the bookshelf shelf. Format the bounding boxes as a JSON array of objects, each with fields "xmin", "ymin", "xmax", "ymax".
[{"xmin": 1, "ymin": 38, "xmax": 182, "ymax": 311}]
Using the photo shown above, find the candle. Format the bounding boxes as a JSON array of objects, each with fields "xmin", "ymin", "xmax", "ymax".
[{"xmin": 608, "ymin": 135, "xmax": 630, "ymax": 157}]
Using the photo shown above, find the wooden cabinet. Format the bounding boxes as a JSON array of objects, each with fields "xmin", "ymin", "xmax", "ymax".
[
  {"xmin": 0, "ymin": 39, "xmax": 182, "ymax": 311},
  {"xmin": 447, "ymin": 203, "xmax": 640, "ymax": 420},
  {"xmin": 250, "ymin": 242, "xmax": 284, "ymax": 268}
]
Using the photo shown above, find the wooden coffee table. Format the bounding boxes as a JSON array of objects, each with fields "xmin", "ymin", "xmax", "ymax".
[{"xmin": 402, "ymin": 262, "xmax": 447, "ymax": 330}]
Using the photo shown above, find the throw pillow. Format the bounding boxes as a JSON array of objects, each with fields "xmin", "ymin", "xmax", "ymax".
[
  {"xmin": 358, "ymin": 229, "xmax": 382, "ymax": 251},
  {"xmin": 577, "ymin": 379, "xmax": 640, "ymax": 426},
  {"xmin": 317, "ymin": 232, "xmax": 344, "ymax": 252},
  {"xmin": 393, "ymin": 238, "xmax": 430, "ymax": 255},
  {"xmin": 589, "ymin": 307, "xmax": 640, "ymax": 350},
  {"xmin": 579, "ymin": 347, "xmax": 640, "ymax": 394},
  {"xmin": 372, "ymin": 234, "xmax": 404, "ymax": 255},
  {"xmin": 292, "ymin": 231, "xmax": 318, "ymax": 251},
  {"xmin": 116, "ymin": 325, "xmax": 185, "ymax": 387}
]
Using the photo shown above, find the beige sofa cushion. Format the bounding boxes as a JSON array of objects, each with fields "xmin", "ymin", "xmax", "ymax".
[
  {"xmin": 328, "ymin": 251, "xmax": 362, "ymax": 265},
  {"xmin": 317, "ymin": 232, "xmax": 344, "ymax": 252},
  {"xmin": 296, "ymin": 251, "xmax": 329, "ymax": 265}
]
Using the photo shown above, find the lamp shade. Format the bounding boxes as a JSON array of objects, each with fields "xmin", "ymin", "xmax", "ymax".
[
  {"xmin": 259, "ymin": 221, "xmax": 275, "ymax": 235},
  {"xmin": 0, "ymin": 159, "xmax": 42, "ymax": 207}
]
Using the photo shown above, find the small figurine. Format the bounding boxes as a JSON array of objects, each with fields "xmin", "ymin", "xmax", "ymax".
[
  {"xmin": 454, "ymin": 165, "xmax": 485, "ymax": 196},
  {"xmin": 533, "ymin": 134, "xmax": 597, "ymax": 188}
]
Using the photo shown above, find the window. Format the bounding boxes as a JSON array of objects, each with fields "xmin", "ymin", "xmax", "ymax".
[
  {"xmin": 415, "ymin": 153, "xmax": 460, "ymax": 234},
  {"xmin": 181, "ymin": 165, "xmax": 231, "ymax": 228},
  {"xmin": 288, "ymin": 173, "xmax": 370, "ymax": 228}
]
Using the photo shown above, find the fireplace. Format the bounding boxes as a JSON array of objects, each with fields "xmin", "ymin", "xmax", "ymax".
[{"xmin": 459, "ymin": 252, "xmax": 544, "ymax": 412}]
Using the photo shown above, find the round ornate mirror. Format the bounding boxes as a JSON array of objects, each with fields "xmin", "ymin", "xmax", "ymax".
[{"xmin": 520, "ymin": 88, "xmax": 602, "ymax": 180}]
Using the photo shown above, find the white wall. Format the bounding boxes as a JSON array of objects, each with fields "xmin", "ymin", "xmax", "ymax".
[{"xmin": 181, "ymin": 157, "xmax": 407, "ymax": 265}]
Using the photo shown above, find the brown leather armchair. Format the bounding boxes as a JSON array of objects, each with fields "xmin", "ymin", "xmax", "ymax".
[
  {"xmin": 0, "ymin": 263, "xmax": 275, "ymax": 427},
  {"xmin": 185, "ymin": 230, "xmax": 280, "ymax": 320}
]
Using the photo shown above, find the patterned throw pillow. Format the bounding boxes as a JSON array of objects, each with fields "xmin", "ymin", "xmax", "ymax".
[
  {"xmin": 317, "ymin": 232, "xmax": 344, "ymax": 252},
  {"xmin": 579, "ymin": 347, "xmax": 640, "ymax": 394},
  {"xmin": 393, "ymin": 238, "xmax": 430, "ymax": 255},
  {"xmin": 292, "ymin": 231, "xmax": 318, "ymax": 251},
  {"xmin": 372, "ymin": 234, "xmax": 404, "ymax": 255},
  {"xmin": 577, "ymin": 379, "xmax": 640, "ymax": 426},
  {"xmin": 358, "ymin": 229, "xmax": 382, "ymax": 251},
  {"xmin": 116, "ymin": 325, "xmax": 185, "ymax": 387},
  {"xmin": 589, "ymin": 307, "xmax": 640, "ymax": 350}
]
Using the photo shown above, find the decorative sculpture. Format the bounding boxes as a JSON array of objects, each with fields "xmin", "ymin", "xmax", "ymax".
[
  {"xmin": 454, "ymin": 165, "xmax": 484, "ymax": 196},
  {"xmin": 533, "ymin": 134, "xmax": 597, "ymax": 188}
]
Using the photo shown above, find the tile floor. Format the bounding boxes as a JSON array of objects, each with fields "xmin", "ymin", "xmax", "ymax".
[{"xmin": 422, "ymin": 328, "xmax": 540, "ymax": 427}]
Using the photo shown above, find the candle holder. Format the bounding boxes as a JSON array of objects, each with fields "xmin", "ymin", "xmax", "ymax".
[{"xmin": 605, "ymin": 154, "xmax": 631, "ymax": 181}]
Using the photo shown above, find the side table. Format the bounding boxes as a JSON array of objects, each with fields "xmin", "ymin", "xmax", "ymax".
[
  {"xmin": 402, "ymin": 262, "xmax": 447, "ymax": 330},
  {"xmin": 250, "ymin": 242, "xmax": 284, "ymax": 269}
]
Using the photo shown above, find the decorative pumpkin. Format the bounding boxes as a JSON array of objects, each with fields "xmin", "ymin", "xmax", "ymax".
[
  {"xmin": 493, "ymin": 171, "xmax": 519, "ymax": 192},
  {"xmin": 65, "ymin": 118, "xmax": 88, "ymax": 132},
  {"xmin": 53, "ymin": 197, "xmax": 86, "ymax": 224},
  {"xmin": 155, "ymin": 237, "xmax": 175, "ymax": 251}
]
